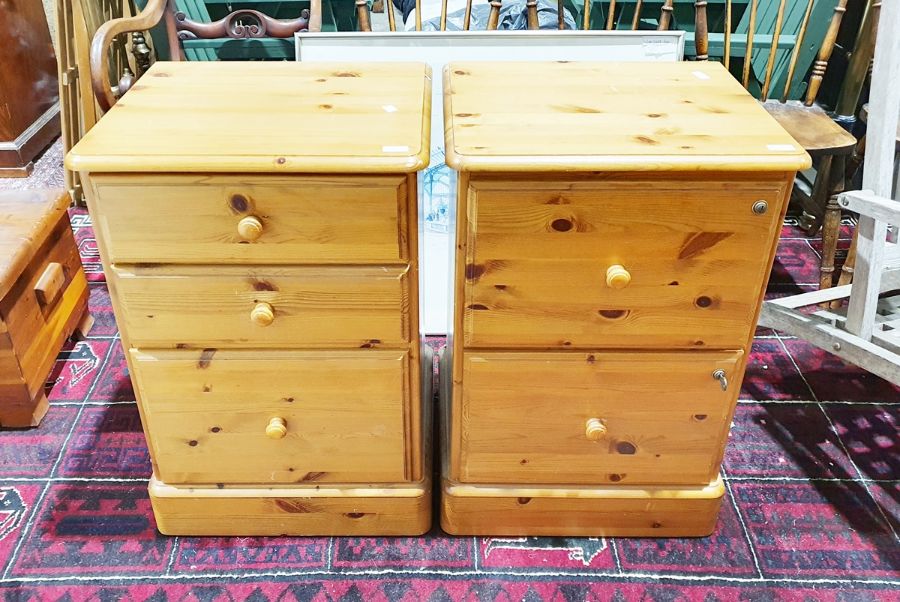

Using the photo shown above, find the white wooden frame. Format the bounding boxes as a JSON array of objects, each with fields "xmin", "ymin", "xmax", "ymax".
[{"xmin": 759, "ymin": 0, "xmax": 900, "ymax": 385}]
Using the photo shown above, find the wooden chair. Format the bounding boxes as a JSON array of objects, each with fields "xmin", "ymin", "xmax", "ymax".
[
  {"xmin": 661, "ymin": 0, "xmax": 860, "ymax": 291},
  {"xmin": 90, "ymin": 0, "xmax": 321, "ymax": 112},
  {"xmin": 361, "ymin": 0, "xmax": 642, "ymax": 32}
]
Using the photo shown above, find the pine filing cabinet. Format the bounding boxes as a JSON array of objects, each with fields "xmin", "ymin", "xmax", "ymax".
[
  {"xmin": 441, "ymin": 62, "xmax": 811, "ymax": 536},
  {"xmin": 67, "ymin": 62, "xmax": 433, "ymax": 536}
]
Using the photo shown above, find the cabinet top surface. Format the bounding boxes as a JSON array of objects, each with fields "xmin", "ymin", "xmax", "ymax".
[
  {"xmin": 0, "ymin": 189, "xmax": 69, "ymax": 300},
  {"xmin": 67, "ymin": 62, "xmax": 431, "ymax": 174},
  {"xmin": 443, "ymin": 61, "xmax": 811, "ymax": 172}
]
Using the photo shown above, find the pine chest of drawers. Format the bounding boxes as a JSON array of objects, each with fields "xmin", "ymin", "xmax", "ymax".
[
  {"xmin": 67, "ymin": 62, "xmax": 433, "ymax": 536},
  {"xmin": 1, "ymin": 190, "xmax": 90, "ymax": 427},
  {"xmin": 441, "ymin": 61, "xmax": 811, "ymax": 536}
]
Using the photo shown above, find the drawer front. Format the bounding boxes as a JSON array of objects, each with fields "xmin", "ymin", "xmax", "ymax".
[
  {"xmin": 464, "ymin": 179, "xmax": 784, "ymax": 349},
  {"xmin": 112, "ymin": 265, "xmax": 409, "ymax": 348},
  {"xmin": 90, "ymin": 174, "xmax": 410, "ymax": 264},
  {"xmin": 132, "ymin": 349, "xmax": 410, "ymax": 484},
  {"xmin": 457, "ymin": 350, "xmax": 742, "ymax": 486},
  {"xmin": 1, "ymin": 216, "xmax": 88, "ymax": 396}
]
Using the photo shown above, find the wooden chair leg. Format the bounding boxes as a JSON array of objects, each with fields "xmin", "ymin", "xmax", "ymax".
[
  {"xmin": 819, "ymin": 154, "xmax": 845, "ymax": 292},
  {"xmin": 803, "ymin": 154, "xmax": 833, "ymax": 236},
  {"xmin": 829, "ymin": 226, "xmax": 858, "ymax": 308}
]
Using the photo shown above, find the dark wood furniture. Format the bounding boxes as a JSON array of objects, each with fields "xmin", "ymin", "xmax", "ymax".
[
  {"xmin": 0, "ymin": 0, "xmax": 62, "ymax": 177},
  {"xmin": 1, "ymin": 190, "xmax": 91, "ymax": 428}
]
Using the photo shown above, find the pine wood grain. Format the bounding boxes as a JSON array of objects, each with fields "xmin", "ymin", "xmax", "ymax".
[
  {"xmin": 0, "ymin": 190, "xmax": 71, "ymax": 300},
  {"xmin": 112, "ymin": 265, "xmax": 411, "ymax": 349},
  {"xmin": 457, "ymin": 351, "xmax": 742, "ymax": 486},
  {"xmin": 67, "ymin": 62, "xmax": 432, "ymax": 173},
  {"xmin": 131, "ymin": 349, "xmax": 412, "ymax": 485},
  {"xmin": 463, "ymin": 177, "xmax": 785, "ymax": 349},
  {"xmin": 89, "ymin": 174, "xmax": 410, "ymax": 264},
  {"xmin": 443, "ymin": 62, "xmax": 811, "ymax": 173},
  {"xmin": 440, "ymin": 476, "xmax": 724, "ymax": 536},
  {"xmin": 150, "ymin": 476, "xmax": 431, "ymax": 536}
]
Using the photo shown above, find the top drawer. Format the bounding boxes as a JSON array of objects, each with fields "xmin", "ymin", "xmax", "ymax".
[
  {"xmin": 89, "ymin": 174, "xmax": 410, "ymax": 264},
  {"xmin": 463, "ymin": 178, "xmax": 786, "ymax": 349}
]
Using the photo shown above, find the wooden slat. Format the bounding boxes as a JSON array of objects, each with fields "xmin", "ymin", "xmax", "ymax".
[
  {"xmin": 724, "ymin": 0, "xmax": 732, "ymax": 68},
  {"xmin": 780, "ymin": 0, "xmax": 814, "ymax": 102},
  {"xmin": 742, "ymin": 0, "xmax": 758, "ymax": 88},
  {"xmin": 803, "ymin": 0, "xmax": 848, "ymax": 106},
  {"xmin": 760, "ymin": 0, "xmax": 787, "ymax": 102},
  {"xmin": 657, "ymin": 0, "xmax": 673, "ymax": 30},
  {"xmin": 465, "ymin": 0, "xmax": 474, "ymax": 29},
  {"xmin": 606, "ymin": 0, "xmax": 617, "ymax": 29},
  {"xmin": 632, "ymin": 0, "xmax": 643, "ymax": 29},
  {"xmin": 846, "ymin": 0, "xmax": 900, "ymax": 339},
  {"xmin": 694, "ymin": 0, "xmax": 709, "ymax": 60},
  {"xmin": 582, "ymin": 0, "xmax": 590, "ymax": 29}
]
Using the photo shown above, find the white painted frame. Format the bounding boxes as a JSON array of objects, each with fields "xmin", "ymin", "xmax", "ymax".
[{"xmin": 759, "ymin": 0, "xmax": 900, "ymax": 385}]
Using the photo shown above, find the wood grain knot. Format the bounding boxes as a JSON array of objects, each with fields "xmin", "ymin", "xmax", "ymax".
[
  {"xmin": 634, "ymin": 136, "xmax": 660, "ymax": 145},
  {"xmin": 188, "ymin": 440, "xmax": 198, "ymax": 447},
  {"xmin": 467, "ymin": 304, "xmax": 489, "ymax": 311},
  {"xmin": 615, "ymin": 441, "xmax": 637, "ymax": 455},
  {"xmin": 275, "ymin": 500, "xmax": 313, "ymax": 513},
  {"xmin": 652, "ymin": 521, "xmax": 662, "ymax": 528},
  {"xmin": 334, "ymin": 71, "xmax": 360, "ymax": 77},
  {"xmin": 315, "ymin": 78, "xmax": 327, "ymax": 82},
  {"xmin": 453, "ymin": 70, "xmax": 469, "ymax": 75},
  {"xmin": 319, "ymin": 104, "xmax": 333, "ymax": 110},
  {"xmin": 679, "ymin": 232, "xmax": 732, "ymax": 260},
  {"xmin": 668, "ymin": 281, "xmax": 680, "ymax": 286},
  {"xmin": 695, "ymin": 295, "xmax": 713, "ymax": 308},
  {"xmin": 554, "ymin": 104, "xmax": 604, "ymax": 114},
  {"xmin": 210, "ymin": 426, "xmax": 221, "ymax": 433},
  {"xmin": 301, "ymin": 472, "xmax": 328, "ymax": 482},
  {"xmin": 494, "ymin": 284, "xmax": 507, "ymax": 290},
  {"xmin": 152, "ymin": 72, "xmax": 170, "ymax": 77},
  {"xmin": 598, "ymin": 309, "xmax": 630, "ymax": 320},
  {"xmin": 550, "ymin": 218, "xmax": 574, "ymax": 232},
  {"xmin": 251, "ymin": 279, "xmax": 277, "ymax": 291},
  {"xmin": 345, "ymin": 512, "xmax": 367, "ymax": 519},
  {"xmin": 465, "ymin": 263, "xmax": 486, "ymax": 280},
  {"xmin": 646, "ymin": 113, "xmax": 666, "ymax": 118},
  {"xmin": 517, "ymin": 497, "xmax": 532, "ymax": 505},
  {"xmin": 229, "ymin": 194, "xmax": 249, "ymax": 213},
  {"xmin": 197, "ymin": 348, "xmax": 217, "ymax": 369},
  {"xmin": 586, "ymin": 354, "xmax": 596, "ymax": 364},
  {"xmin": 608, "ymin": 473, "xmax": 624, "ymax": 482},
  {"xmin": 455, "ymin": 113, "xmax": 479, "ymax": 118},
  {"xmin": 276, "ymin": 157, "xmax": 287, "ymax": 165},
  {"xmin": 693, "ymin": 414, "xmax": 708, "ymax": 421}
]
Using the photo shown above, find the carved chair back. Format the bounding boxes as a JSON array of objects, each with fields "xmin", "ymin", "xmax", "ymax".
[{"xmin": 92, "ymin": 0, "xmax": 318, "ymax": 112}]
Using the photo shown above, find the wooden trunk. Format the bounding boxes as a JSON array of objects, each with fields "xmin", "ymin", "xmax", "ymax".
[
  {"xmin": 67, "ymin": 62, "xmax": 433, "ymax": 536},
  {"xmin": 0, "ymin": 0, "xmax": 61, "ymax": 177},
  {"xmin": 0, "ymin": 191, "xmax": 90, "ymax": 427},
  {"xmin": 441, "ymin": 61, "xmax": 811, "ymax": 536}
]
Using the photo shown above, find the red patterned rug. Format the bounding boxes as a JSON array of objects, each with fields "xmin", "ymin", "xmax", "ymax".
[{"xmin": 0, "ymin": 209, "xmax": 897, "ymax": 600}]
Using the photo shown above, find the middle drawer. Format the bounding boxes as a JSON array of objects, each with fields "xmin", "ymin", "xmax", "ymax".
[{"xmin": 112, "ymin": 265, "xmax": 410, "ymax": 348}]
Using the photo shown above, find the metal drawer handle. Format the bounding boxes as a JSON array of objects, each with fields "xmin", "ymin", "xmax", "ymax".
[
  {"xmin": 237, "ymin": 215, "xmax": 264, "ymax": 241},
  {"xmin": 712, "ymin": 369, "xmax": 728, "ymax": 391},
  {"xmin": 266, "ymin": 416, "xmax": 287, "ymax": 440},
  {"xmin": 585, "ymin": 418, "xmax": 608, "ymax": 441}
]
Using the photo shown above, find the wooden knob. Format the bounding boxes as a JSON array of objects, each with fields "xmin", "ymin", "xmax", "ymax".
[
  {"xmin": 266, "ymin": 416, "xmax": 287, "ymax": 439},
  {"xmin": 237, "ymin": 215, "xmax": 264, "ymax": 241},
  {"xmin": 251, "ymin": 302, "xmax": 275, "ymax": 327},
  {"xmin": 585, "ymin": 418, "xmax": 608, "ymax": 441},
  {"xmin": 606, "ymin": 265, "xmax": 631, "ymax": 289}
]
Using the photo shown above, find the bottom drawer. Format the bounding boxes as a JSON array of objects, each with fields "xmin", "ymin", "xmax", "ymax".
[
  {"xmin": 457, "ymin": 350, "xmax": 743, "ymax": 486},
  {"xmin": 131, "ymin": 349, "xmax": 411, "ymax": 485}
]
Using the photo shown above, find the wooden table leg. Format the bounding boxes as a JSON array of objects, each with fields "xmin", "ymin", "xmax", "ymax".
[{"xmin": 819, "ymin": 154, "xmax": 846, "ymax": 292}]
